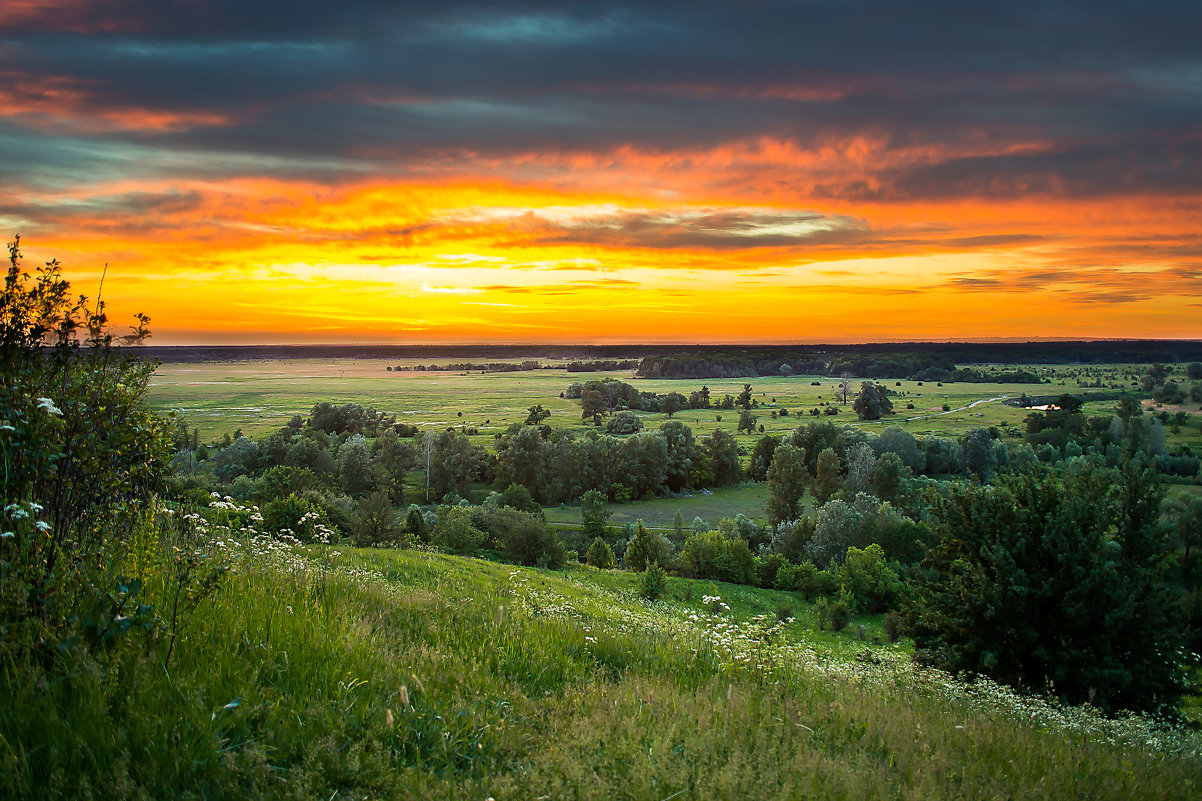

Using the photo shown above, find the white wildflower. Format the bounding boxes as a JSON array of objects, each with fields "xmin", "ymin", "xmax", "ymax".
[{"xmin": 36, "ymin": 397, "xmax": 63, "ymax": 416}]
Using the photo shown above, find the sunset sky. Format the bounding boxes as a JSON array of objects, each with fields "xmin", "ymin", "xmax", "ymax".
[{"xmin": 2, "ymin": 1, "xmax": 1200, "ymax": 344}]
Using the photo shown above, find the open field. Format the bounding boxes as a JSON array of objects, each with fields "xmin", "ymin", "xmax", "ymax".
[{"xmin": 148, "ymin": 356, "xmax": 1202, "ymax": 459}]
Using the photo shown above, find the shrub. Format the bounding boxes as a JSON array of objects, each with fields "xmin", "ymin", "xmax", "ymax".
[
  {"xmin": 638, "ymin": 562, "xmax": 667, "ymax": 601},
  {"xmin": 681, "ymin": 530, "xmax": 755, "ymax": 585},
  {"xmin": 836, "ymin": 544, "xmax": 903, "ymax": 613},
  {"xmin": 432, "ymin": 505, "xmax": 488, "ymax": 554},
  {"xmin": 606, "ymin": 411, "xmax": 643, "ymax": 435},
  {"xmin": 586, "ymin": 536, "xmax": 615, "ymax": 569}
]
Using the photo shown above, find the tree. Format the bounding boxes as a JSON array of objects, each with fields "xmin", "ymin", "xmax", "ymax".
[
  {"xmin": 606, "ymin": 410, "xmax": 643, "ymax": 435},
  {"xmin": 963, "ymin": 427, "xmax": 998, "ymax": 480},
  {"xmin": 586, "ymin": 536, "xmax": 615, "ymax": 568},
  {"xmin": 624, "ymin": 521, "xmax": 669, "ymax": 572},
  {"xmin": 872, "ymin": 452, "xmax": 905, "ymax": 503},
  {"xmin": 765, "ymin": 443, "xmax": 809, "ymax": 526},
  {"xmin": 337, "ymin": 434, "xmax": 375, "ymax": 497},
  {"xmin": 906, "ymin": 461, "xmax": 1187, "ymax": 716},
  {"xmin": 352, "ymin": 490, "xmax": 402, "ymax": 546},
  {"xmin": 403, "ymin": 504, "xmax": 429, "ymax": 542},
  {"xmin": 373, "ymin": 427, "xmax": 415, "ymax": 504},
  {"xmin": 524, "ymin": 404, "xmax": 551, "ymax": 425},
  {"xmin": 813, "ymin": 447, "xmax": 842, "ymax": 503},
  {"xmin": 1, "ymin": 236, "xmax": 170, "ymax": 626},
  {"xmin": 429, "ymin": 431, "xmax": 487, "ymax": 500},
  {"xmin": 852, "ymin": 382, "xmax": 894, "ymax": 421},
  {"xmin": 844, "ymin": 442, "xmax": 876, "ymax": 496},
  {"xmin": 581, "ymin": 388, "xmax": 606, "ymax": 420},
  {"xmin": 736, "ymin": 384, "xmax": 753, "ymax": 410},
  {"xmin": 659, "ymin": 420, "xmax": 696, "ymax": 492},
  {"xmin": 661, "ymin": 392, "xmax": 687, "ymax": 418},
  {"xmin": 580, "ymin": 488, "xmax": 610, "ymax": 542},
  {"xmin": 737, "ymin": 409, "xmax": 756, "ymax": 434},
  {"xmin": 839, "ymin": 371, "xmax": 854, "ymax": 405},
  {"xmin": 705, "ymin": 429, "xmax": 743, "ymax": 485}
]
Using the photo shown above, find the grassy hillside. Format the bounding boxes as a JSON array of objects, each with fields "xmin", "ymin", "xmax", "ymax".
[{"xmin": 5, "ymin": 511, "xmax": 1199, "ymax": 800}]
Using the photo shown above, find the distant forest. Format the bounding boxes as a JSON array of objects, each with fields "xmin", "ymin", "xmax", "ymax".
[{"xmin": 142, "ymin": 341, "xmax": 1202, "ymax": 381}]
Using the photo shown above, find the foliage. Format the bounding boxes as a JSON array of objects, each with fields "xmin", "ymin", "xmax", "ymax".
[
  {"xmin": 853, "ymin": 382, "xmax": 894, "ymax": 421},
  {"xmin": 0, "ymin": 236, "xmax": 170, "ymax": 646},
  {"xmin": 681, "ymin": 530, "xmax": 756, "ymax": 584},
  {"xmin": 637, "ymin": 561, "xmax": 667, "ymax": 601},
  {"xmin": 906, "ymin": 460, "xmax": 1187, "ymax": 717},
  {"xmin": 585, "ymin": 536, "xmax": 615, "ymax": 569},
  {"xmin": 432, "ymin": 505, "xmax": 488, "ymax": 554},
  {"xmin": 765, "ymin": 442, "xmax": 809, "ymax": 526}
]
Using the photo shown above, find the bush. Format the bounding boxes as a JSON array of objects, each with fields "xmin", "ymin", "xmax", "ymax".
[
  {"xmin": 836, "ymin": 544, "xmax": 903, "ymax": 613},
  {"xmin": 623, "ymin": 522, "xmax": 672, "ymax": 572},
  {"xmin": 681, "ymin": 530, "xmax": 755, "ymax": 585},
  {"xmin": 586, "ymin": 536, "xmax": 615, "ymax": 569},
  {"xmin": 606, "ymin": 411, "xmax": 643, "ymax": 435},
  {"xmin": 472, "ymin": 505, "xmax": 565, "ymax": 568},
  {"xmin": 638, "ymin": 562, "xmax": 667, "ymax": 601},
  {"xmin": 432, "ymin": 505, "xmax": 488, "ymax": 554}
]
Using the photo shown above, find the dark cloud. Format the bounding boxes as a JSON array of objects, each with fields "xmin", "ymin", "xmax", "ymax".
[{"xmin": 0, "ymin": 1, "xmax": 1199, "ymax": 201}]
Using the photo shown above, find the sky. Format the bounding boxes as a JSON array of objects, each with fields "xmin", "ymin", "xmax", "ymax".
[{"xmin": 1, "ymin": 1, "xmax": 1200, "ymax": 345}]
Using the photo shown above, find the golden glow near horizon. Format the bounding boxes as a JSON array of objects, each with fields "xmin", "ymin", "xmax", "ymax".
[
  {"xmin": 4, "ymin": 4, "xmax": 1200, "ymax": 343},
  {"xmin": 21, "ymin": 170, "xmax": 1201, "ymax": 344}
]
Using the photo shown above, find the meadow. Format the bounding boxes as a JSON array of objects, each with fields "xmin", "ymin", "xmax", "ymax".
[
  {"xmin": 6, "ymin": 505, "xmax": 1199, "ymax": 800},
  {"xmin": 148, "ymin": 357, "xmax": 1201, "ymax": 452}
]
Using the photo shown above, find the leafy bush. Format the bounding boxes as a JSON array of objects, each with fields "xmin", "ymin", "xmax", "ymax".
[
  {"xmin": 681, "ymin": 530, "xmax": 755, "ymax": 585},
  {"xmin": 835, "ymin": 544, "xmax": 902, "ymax": 613},
  {"xmin": 638, "ymin": 562, "xmax": 667, "ymax": 601},
  {"xmin": 432, "ymin": 505, "xmax": 488, "ymax": 554},
  {"xmin": 586, "ymin": 536, "xmax": 615, "ymax": 569}
]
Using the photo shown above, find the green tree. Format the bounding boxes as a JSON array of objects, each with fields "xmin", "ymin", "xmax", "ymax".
[
  {"xmin": 813, "ymin": 447, "xmax": 842, "ymax": 503},
  {"xmin": 352, "ymin": 490, "xmax": 402, "ymax": 546},
  {"xmin": 736, "ymin": 384, "xmax": 754, "ymax": 410},
  {"xmin": 0, "ymin": 237, "xmax": 170, "ymax": 627},
  {"xmin": 661, "ymin": 392, "xmax": 686, "ymax": 418},
  {"xmin": 906, "ymin": 460, "xmax": 1186, "ymax": 716},
  {"xmin": 737, "ymin": 409, "xmax": 756, "ymax": 434},
  {"xmin": 638, "ymin": 561, "xmax": 667, "ymax": 601},
  {"xmin": 704, "ymin": 429, "xmax": 743, "ymax": 485},
  {"xmin": 623, "ymin": 521, "xmax": 669, "ymax": 572},
  {"xmin": 403, "ymin": 504, "xmax": 429, "ymax": 542},
  {"xmin": 373, "ymin": 427, "xmax": 415, "ymax": 504},
  {"xmin": 852, "ymin": 382, "xmax": 894, "ymax": 421},
  {"xmin": 581, "ymin": 388, "xmax": 606, "ymax": 420},
  {"xmin": 765, "ymin": 443, "xmax": 809, "ymax": 526},
  {"xmin": 337, "ymin": 434, "xmax": 374, "ymax": 497},
  {"xmin": 586, "ymin": 536, "xmax": 615, "ymax": 569},
  {"xmin": 524, "ymin": 404, "xmax": 551, "ymax": 425},
  {"xmin": 580, "ymin": 488, "xmax": 610, "ymax": 542}
]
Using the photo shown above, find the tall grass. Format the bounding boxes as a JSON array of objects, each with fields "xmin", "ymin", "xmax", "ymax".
[{"xmin": 3, "ymin": 500, "xmax": 1199, "ymax": 799}]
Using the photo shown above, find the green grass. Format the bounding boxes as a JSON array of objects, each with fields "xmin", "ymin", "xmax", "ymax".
[
  {"xmin": 149, "ymin": 358, "xmax": 1202, "ymax": 459},
  {"xmin": 5, "ymin": 525, "xmax": 1200, "ymax": 800},
  {"xmin": 545, "ymin": 483, "xmax": 769, "ymax": 529}
]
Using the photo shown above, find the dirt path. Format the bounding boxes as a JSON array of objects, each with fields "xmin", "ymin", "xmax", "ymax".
[{"xmin": 903, "ymin": 395, "xmax": 1010, "ymax": 421}]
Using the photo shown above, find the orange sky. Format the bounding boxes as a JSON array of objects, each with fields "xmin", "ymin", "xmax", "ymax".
[{"xmin": 3, "ymin": 3, "xmax": 1200, "ymax": 343}]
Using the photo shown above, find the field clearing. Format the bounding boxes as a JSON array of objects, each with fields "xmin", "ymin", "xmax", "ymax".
[
  {"xmin": 151, "ymin": 358, "xmax": 1095, "ymax": 443},
  {"xmin": 545, "ymin": 483, "xmax": 771, "ymax": 529}
]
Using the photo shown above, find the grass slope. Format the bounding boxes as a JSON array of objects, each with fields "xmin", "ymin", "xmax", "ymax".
[{"xmin": 5, "ymin": 533, "xmax": 1199, "ymax": 800}]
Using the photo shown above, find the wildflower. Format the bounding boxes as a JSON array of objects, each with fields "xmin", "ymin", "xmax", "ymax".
[
  {"xmin": 0, "ymin": 424, "xmax": 15, "ymax": 432},
  {"xmin": 35, "ymin": 520, "xmax": 50, "ymax": 532},
  {"xmin": 36, "ymin": 397, "xmax": 63, "ymax": 416},
  {"xmin": 1, "ymin": 531, "xmax": 13, "ymax": 539}
]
